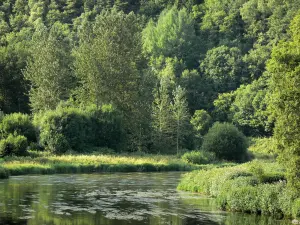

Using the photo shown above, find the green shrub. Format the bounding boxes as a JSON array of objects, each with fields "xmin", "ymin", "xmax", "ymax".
[
  {"xmin": 217, "ymin": 176, "xmax": 259, "ymax": 211},
  {"xmin": 178, "ymin": 161, "xmax": 292, "ymax": 217},
  {"xmin": 278, "ymin": 187, "xmax": 297, "ymax": 217},
  {"xmin": 0, "ymin": 167, "xmax": 9, "ymax": 179},
  {"xmin": 34, "ymin": 105, "xmax": 121, "ymax": 154},
  {"xmin": 249, "ymin": 160, "xmax": 265, "ymax": 182},
  {"xmin": 182, "ymin": 150, "xmax": 215, "ymax": 164},
  {"xmin": 0, "ymin": 134, "xmax": 28, "ymax": 157},
  {"xmin": 293, "ymin": 198, "xmax": 300, "ymax": 219},
  {"xmin": 227, "ymin": 185, "xmax": 259, "ymax": 213},
  {"xmin": 0, "ymin": 113, "xmax": 36, "ymax": 142},
  {"xmin": 201, "ymin": 122, "xmax": 248, "ymax": 162},
  {"xmin": 258, "ymin": 183, "xmax": 284, "ymax": 216},
  {"xmin": 47, "ymin": 134, "xmax": 70, "ymax": 154}
]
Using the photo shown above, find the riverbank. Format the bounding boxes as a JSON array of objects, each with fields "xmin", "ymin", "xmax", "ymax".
[
  {"xmin": 177, "ymin": 160, "xmax": 300, "ymax": 220},
  {"xmin": 0, "ymin": 152, "xmax": 235, "ymax": 178}
]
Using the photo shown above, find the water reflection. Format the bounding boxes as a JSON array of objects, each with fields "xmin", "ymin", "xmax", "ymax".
[{"xmin": 0, "ymin": 172, "xmax": 289, "ymax": 225}]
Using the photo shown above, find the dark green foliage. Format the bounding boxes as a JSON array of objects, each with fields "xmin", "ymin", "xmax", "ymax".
[
  {"xmin": 0, "ymin": 167, "xmax": 9, "ymax": 179},
  {"xmin": 24, "ymin": 22, "xmax": 74, "ymax": 112},
  {"xmin": 190, "ymin": 110, "xmax": 212, "ymax": 136},
  {"xmin": 0, "ymin": 134, "xmax": 28, "ymax": 157},
  {"xmin": 212, "ymin": 92, "xmax": 235, "ymax": 122},
  {"xmin": 231, "ymin": 75, "xmax": 273, "ymax": 136},
  {"xmin": 190, "ymin": 109, "xmax": 212, "ymax": 147},
  {"xmin": 182, "ymin": 150, "xmax": 215, "ymax": 165},
  {"xmin": 34, "ymin": 105, "xmax": 121, "ymax": 154},
  {"xmin": 0, "ymin": 113, "xmax": 36, "ymax": 142},
  {"xmin": 200, "ymin": 46, "xmax": 244, "ymax": 93},
  {"xmin": 201, "ymin": 122, "xmax": 248, "ymax": 162}
]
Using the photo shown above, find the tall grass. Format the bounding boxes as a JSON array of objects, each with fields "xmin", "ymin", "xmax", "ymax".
[
  {"xmin": 0, "ymin": 153, "xmax": 198, "ymax": 177},
  {"xmin": 0, "ymin": 152, "xmax": 237, "ymax": 178},
  {"xmin": 178, "ymin": 160, "xmax": 299, "ymax": 219}
]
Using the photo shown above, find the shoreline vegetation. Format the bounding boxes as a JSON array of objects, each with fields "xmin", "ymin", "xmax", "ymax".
[
  {"xmin": 177, "ymin": 160, "xmax": 300, "ymax": 222},
  {"xmin": 0, "ymin": 152, "xmax": 235, "ymax": 179}
]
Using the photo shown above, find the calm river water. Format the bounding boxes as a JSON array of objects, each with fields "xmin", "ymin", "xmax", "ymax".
[{"xmin": 0, "ymin": 172, "xmax": 290, "ymax": 225}]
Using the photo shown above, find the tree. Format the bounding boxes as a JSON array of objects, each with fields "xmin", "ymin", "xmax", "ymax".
[
  {"xmin": 152, "ymin": 77, "xmax": 175, "ymax": 153},
  {"xmin": 212, "ymin": 92, "xmax": 235, "ymax": 122},
  {"xmin": 180, "ymin": 69, "xmax": 214, "ymax": 111},
  {"xmin": 74, "ymin": 9, "xmax": 148, "ymax": 151},
  {"xmin": 0, "ymin": 26, "xmax": 32, "ymax": 114},
  {"xmin": 46, "ymin": 0, "xmax": 62, "ymax": 25},
  {"xmin": 231, "ymin": 75, "xmax": 273, "ymax": 136},
  {"xmin": 142, "ymin": 7, "xmax": 198, "ymax": 68},
  {"xmin": 28, "ymin": 0, "xmax": 46, "ymax": 24},
  {"xmin": 190, "ymin": 109, "xmax": 212, "ymax": 148},
  {"xmin": 10, "ymin": 0, "xmax": 30, "ymax": 31},
  {"xmin": 172, "ymin": 86, "xmax": 190, "ymax": 154},
  {"xmin": 191, "ymin": 109, "xmax": 212, "ymax": 136},
  {"xmin": 200, "ymin": 45, "xmax": 244, "ymax": 93},
  {"xmin": 200, "ymin": 0, "xmax": 246, "ymax": 48},
  {"xmin": 24, "ymin": 23, "xmax": 74, "ymax": 112},
  {"xmin": 267, "ymin": 13, "xmax": 300, "ymax": 190},
  {"xmin": 0, "ymin": 14, "xmax": 10, "ymax": 45},
  {"xmin": 63, "ymin": 0, "xmax": 80, "ymax": 23},
  {"xmin": 74, "ymin": 9, "xmax": 142, "ymax": 112}
]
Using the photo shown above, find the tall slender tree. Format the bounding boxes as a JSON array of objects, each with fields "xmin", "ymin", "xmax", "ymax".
[
  {"xmin": 24, "ymin": 23, "xmax": 73, "ymax": 112},
  {"xmin": 172, "ymin": 85, "xmax": 190, "ymax": 154},
  {"xmin": 152, "ymin": 77, "xmax": 175, "ymax": 153}
]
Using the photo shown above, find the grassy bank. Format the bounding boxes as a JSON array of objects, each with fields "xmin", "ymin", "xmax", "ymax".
[
  {"xmin": 178, "ymin": 160, "xmax": 300, "ymax": 220},
  {"xmin": 0, "ymin": 152, "xmax": 235, "ymax": 178}
]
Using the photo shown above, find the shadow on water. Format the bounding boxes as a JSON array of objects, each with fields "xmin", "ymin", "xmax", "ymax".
[
  {"xmin": 0, "ymin": 216, "xmax": 27, "ymax": 225},
  {"xmin": 0, "ymin": 172, "xmax": 290, "ymax": 225}
]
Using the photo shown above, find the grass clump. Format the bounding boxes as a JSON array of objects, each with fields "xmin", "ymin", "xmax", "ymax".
[
  {"xmin": 182, "ymin": 150, "xmax": 215, "ymax": 164},
  {"xmin": 0, "ymin": 166, "xmax": 9, "ymax": 179},
  {"xmin": 0, "ymin": 134, "xmax": 28, "ymax": 157},
  {"xmin": 0, "ymin": 153, "xmax": 202, "ymax": 176},
  {"xmin": 178, "ymin": 160, "xmax": 299, "ymax": 219}
]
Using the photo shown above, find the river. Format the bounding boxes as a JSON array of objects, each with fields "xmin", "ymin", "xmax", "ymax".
[{"xmin": 0, "ymin": 172, "xmax": 290, "ymax": 225}]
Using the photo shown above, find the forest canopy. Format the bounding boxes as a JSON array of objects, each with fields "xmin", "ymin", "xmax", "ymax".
[{"xmin": 1, "ymin": 0, "xmax": 300, "ymax": 189}]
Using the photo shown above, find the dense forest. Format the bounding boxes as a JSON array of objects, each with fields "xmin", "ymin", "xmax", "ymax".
[{"xmin": 0, "ymin": 0, "xmax": 300, "ymax": 191}]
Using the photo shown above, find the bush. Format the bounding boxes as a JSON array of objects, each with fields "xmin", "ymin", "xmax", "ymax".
[
  {"xmin": 201, "ymin": 122, "xmax": 248, "ymax": 162},
  {"xmin": 0, "ymin": 134, "xmax": 28, "ymax": 157},
  {"xmin": 182, "ymin": 150, "xmax": 215, "ymax": 164},
  {"xmin": 217, "ymin": 176, "xmax": 259, "ymax": 211},
  {"xmin": 258, "ymin": 183, "xmax": 284, "ymax": 216},
  {"xmin": 0, "ymin": 167, "xmax": 9, "ymax": 179},
  {"xmin": 293, "ymin": 198, "xmax": 300, "ymax": 219},
  {"xmin": 34, "ymin": 105, "xmax": 121, "ymax": 154},
  {"xmin": 0, "ymin": 113, "xmax": 36, "ymax": 142},
  {"xmin": 278, "ymin": 188, "xmax": 297, "ymax": 217},
  {"xmin": 226, "ymin": 185, "xmax": 259, "ymax": 213}
]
